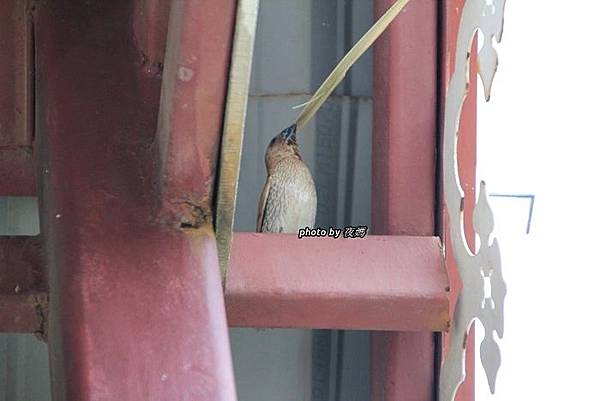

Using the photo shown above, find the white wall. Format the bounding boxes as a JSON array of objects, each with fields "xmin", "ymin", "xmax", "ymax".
[{"xmin": 475, "ymin": 1, "xmax": 600, "ymax": 400}]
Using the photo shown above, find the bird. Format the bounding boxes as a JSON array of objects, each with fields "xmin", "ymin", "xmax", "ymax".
[{"xmin": 256, "ymin": 124, "xmax": 317, "ymax": 233}]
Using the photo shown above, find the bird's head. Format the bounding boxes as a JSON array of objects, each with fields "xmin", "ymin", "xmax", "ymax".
[{"xmin": 265, "ymin": 124, "xmax": 302, "ymax": 169}]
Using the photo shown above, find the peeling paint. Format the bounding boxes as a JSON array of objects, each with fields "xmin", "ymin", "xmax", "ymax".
[
  {"xmin": 177, "ymin": 66, "xmax": 194, "ymax": 81},
  {"xmin": 32, "ymin": 294, "xmax": 48, "ymax": 342},
  {"xmin": 178, "ymin": 201, "xmax": 211, "ymax": 229}
]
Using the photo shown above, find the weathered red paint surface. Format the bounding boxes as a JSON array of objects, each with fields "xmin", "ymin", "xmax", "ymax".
[
  {"xmin": 226, "ymin": 233, "xmax": 449, "ymax": 331},
  {"xmin": 34, "ymin": 1, "xmax": 237, "ymax": 400},
  {"xmin": 371, "ymin": 0, "xmax": 438, "ymax": 237},
  {"xmin": 442, "ymin": 1, "xmax": 478, "ymax": 400},
  {"xmin": 155, "ymin": 0, "xmax": 236, "ymax": 221},
  {"xmin": 133, "ymin": 0, "xmax": 171, "ymax": 66},
  {"xmin": 371, "ymin": 0, "xmax": 439, "ymax": 400},
  {"xmin": 0, "ymin": 236, "xmax": 45, "ymax": 333},
  {"xmin": 0, "ymin": 0, "xmax": 36, "ymax": 196},
  {"xmin": 0, "ymin": 149, "xmax": 36, "ymax": 196},
  {"xmin": 0, "ymin": 231, "xmax": 450, "ymax": 334},
  {"xmin": 0, "ymin": 0, "xmax": 31, "ymax": 146},
  {"xmin": 0, "ymin": 293, "xmax": 45, "ymax": 333}
]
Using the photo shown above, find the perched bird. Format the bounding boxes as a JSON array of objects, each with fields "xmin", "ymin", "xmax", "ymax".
[{"xmin": 256, "ymin": 124, "xmax": 317, "ymax": 233}]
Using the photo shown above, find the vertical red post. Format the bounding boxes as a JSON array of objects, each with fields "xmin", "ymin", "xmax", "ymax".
[
  {"xmin": 0, "ymin": 0, "xmax": 31, "ymax": 147},
  {"xmin": 35, "ymin": 1, "xmax": 237, "ymax": 400},
  {"xmin": 371, "ymin": 0, "xmax": 439, "ymax": 400},
  {"xmin": 0, "ymin": 0, "xmax": 35, "ymax": 196}
]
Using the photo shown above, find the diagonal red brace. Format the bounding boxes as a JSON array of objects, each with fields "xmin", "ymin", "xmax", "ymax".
[{"xmin": 34, "ymin": 1, "xmax": 237, "ymax": 400}]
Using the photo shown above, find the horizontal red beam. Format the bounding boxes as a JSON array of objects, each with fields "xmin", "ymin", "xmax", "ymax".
[
  {"xmin": 0, "ymin": 236, "xmax": 46, "ymax": 333},
  {"xmin": 0, "ymin": 292, "xmax": 46, "ymax": 333},
  {"xmin": 225, "ymin": 233, "xmax": 450, "ymax": 331},
  {"xmin": 0, "ymin": 234, "xmax": 449, "ymax": 333},
  {"xmin": 0, "ymin": 233, "xmax": 449, "ymax": 332},
  {"xmin": 0, "ymin": 149, "xmax": 36, "ymax": 196}
]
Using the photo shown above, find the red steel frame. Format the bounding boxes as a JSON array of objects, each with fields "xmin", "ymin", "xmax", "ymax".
[
  {"xmin": 0, "ymin": 236, "xmax": 45, "ymax": 334},
  {"xmin": 370, "ymin": 1, "xmax": 439, "ymax": 401},
  {"xmin": 0, "ymin": 0, "xmax": 35, "ymax": 196},
  {"xmin": 369, "ymin": 0, "xmax": 477, "ymax": 400},
  {"xmin": 0, "ymin": 1, "xmax": 478, "ymax": 400},
  {"xmin": 226, "ymin": 234, "xmax": 448, "ymax": 331},
  {"xmin": 34, "ymin": 1, "xmax": 237, "ymax": 400}
]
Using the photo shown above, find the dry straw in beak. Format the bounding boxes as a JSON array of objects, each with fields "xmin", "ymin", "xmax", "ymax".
[{"xmin": 294, "ymin": 0, "xmax": 412, "ymax": 131}]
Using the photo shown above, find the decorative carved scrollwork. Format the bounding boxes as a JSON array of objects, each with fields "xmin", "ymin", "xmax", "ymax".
[{"xmin": 440, "ymin": 1, "xmax": 508, "ymax": 400}]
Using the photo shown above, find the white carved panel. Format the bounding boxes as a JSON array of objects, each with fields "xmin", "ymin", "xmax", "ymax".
[{"xmin": 440, "ymin": 1, "xmax": 508, "ymax": 400}]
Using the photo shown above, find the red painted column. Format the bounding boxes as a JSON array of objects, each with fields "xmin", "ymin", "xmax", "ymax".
[
  {"xmin": 371, "ymin": 0, "xmax": 439, "ymax": 400},
  {"xmin": 34, "ymin": 1, "xmax": 237, "ymax": 400},
  {"xmin": 0, "ymin": 0, "xmax": 35, "ymax": 196}
]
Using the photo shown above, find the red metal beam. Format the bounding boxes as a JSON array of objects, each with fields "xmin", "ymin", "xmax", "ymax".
[
  {"xmin": 371, "ymin": 0, "xmax": 438, "ymax": 237},
  {"xmin": 34, "ymin": 1, "xmax": 236, "ymax": 400},
  {"xmin": 155, "ymin": 0, "xmax": 236, "ymax": 220},
  {"xmin": 0, "ymin": 0, "xmax": 36, "ymax": 196},
  {"xmin": 371, "ymin": 0, "xmax": 439, "ymax": 400},
  {"xmin": 0, "ymin": 232, "xmax": 451, "ymax": 333},
  {"xmin": 226, "ymin": 233, "xmax": 449, "ymax": 331},
  {"xmin": 0, "ymin": 293, "xmax": 46, "ymax": 333},
  {"xmin": 0, "ymin": 0, "xmax": 32, "ymax": 147},
  {"xmin": 0, "ymin": 236, "xmax": 45, "ymax": 333},
  {"xmin": 0, "ymin": 149, "xmax": 36, "ymax": 196},
  {"xmin": 132, "ymin": 0, "xmax": 171, "ymax": 66}
]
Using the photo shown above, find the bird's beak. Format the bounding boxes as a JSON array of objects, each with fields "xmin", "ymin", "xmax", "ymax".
[{"xmin": 281, "ymin": 124, "xmax": 297, "ymax": 141}]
